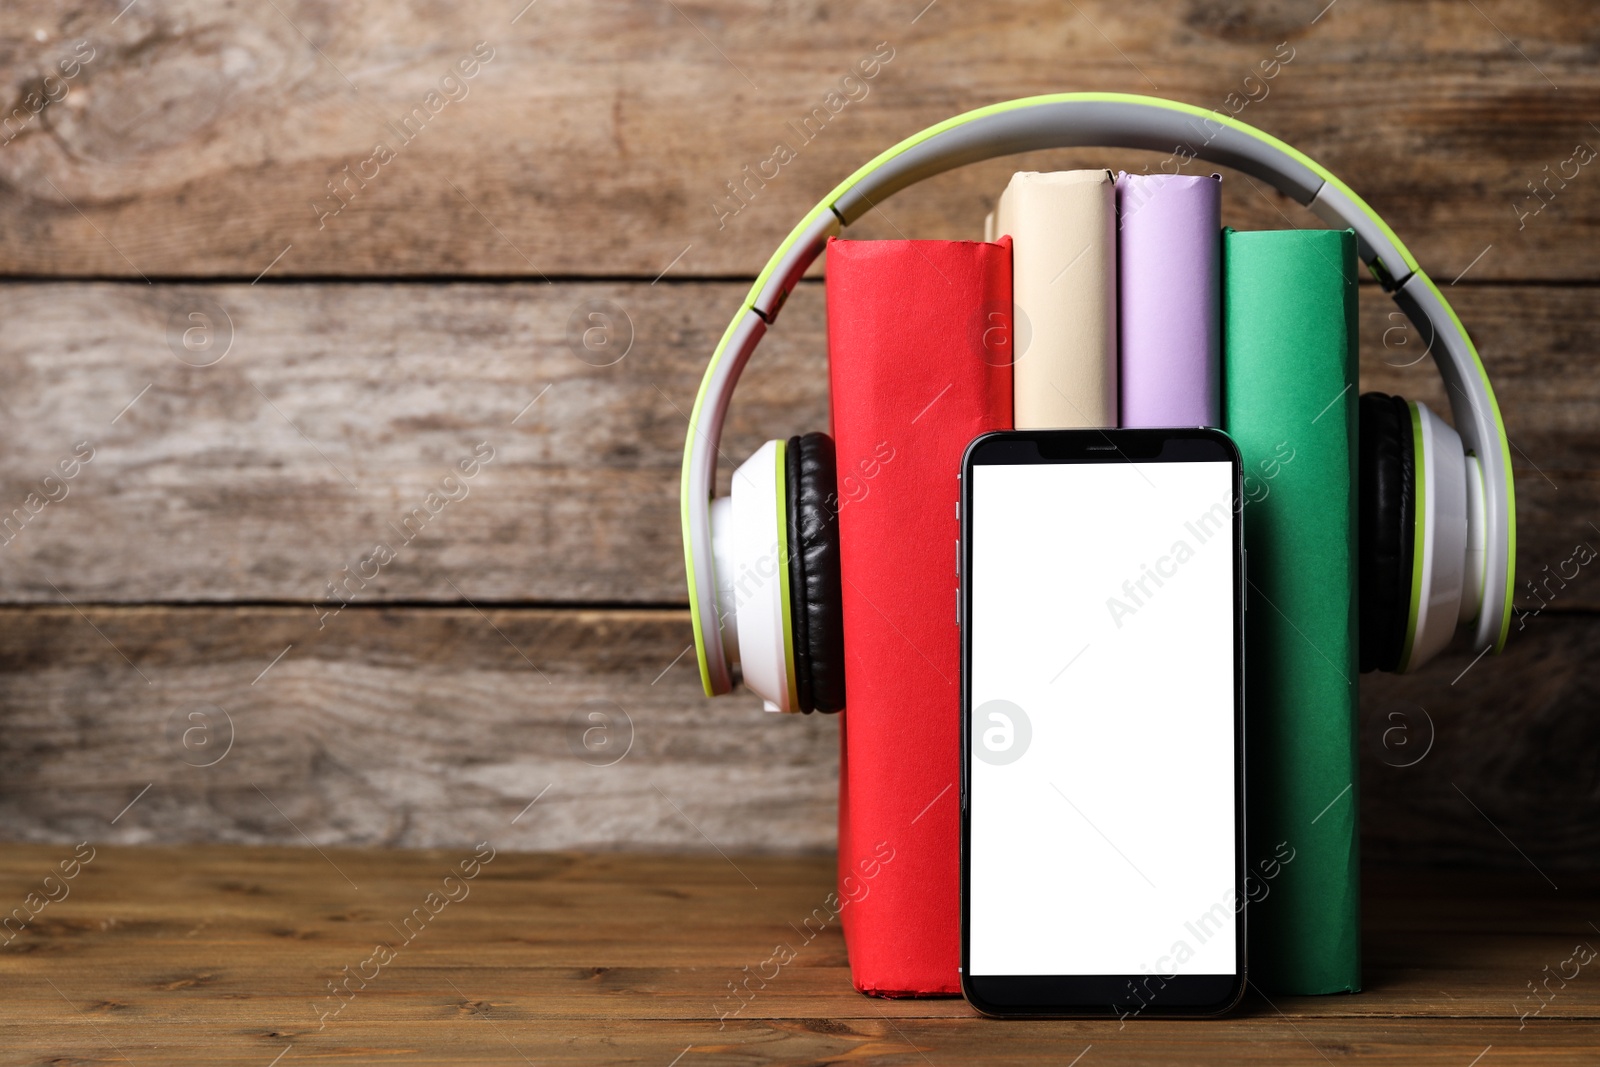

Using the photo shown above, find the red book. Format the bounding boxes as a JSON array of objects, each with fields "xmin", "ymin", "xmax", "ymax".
[{"xmin": 826, "ymin": 236, "xmax": 1013, "ymax": 995}]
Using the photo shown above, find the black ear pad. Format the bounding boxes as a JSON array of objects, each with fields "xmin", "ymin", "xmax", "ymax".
[
  {"xmin": 1358, "ymin": 392, "xmax": 1417, "ymax": 673},
  {"xmin": 785, "ymin": 433, "xmax": 846, "ymax": 713}
]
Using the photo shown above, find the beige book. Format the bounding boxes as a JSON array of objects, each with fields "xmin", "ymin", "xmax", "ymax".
[{"xmin": 993, "ymin": 169, "xmax": 1118, "ymax": 428}]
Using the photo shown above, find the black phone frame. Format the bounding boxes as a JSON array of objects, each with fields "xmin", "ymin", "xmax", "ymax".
[{"xmin": 957, "ymin": 427, "xmax": 1248, "ymax": 1020}]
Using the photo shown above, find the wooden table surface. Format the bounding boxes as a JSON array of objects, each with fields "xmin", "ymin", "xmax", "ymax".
[{"xmin": 2, "ymin": 844, "xmax": 1596, "ymax": 1065}]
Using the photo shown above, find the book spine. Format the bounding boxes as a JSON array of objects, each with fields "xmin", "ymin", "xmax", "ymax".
[
  {"xmin": 826, "ymin": 235, "xmax": 1013, "ymax": 995},
  {"xmin": 1117, "ymin": 172, "xmax": 1222, "ymax": 427},
  {"xmin": 994, "ymin": 170, "xmax": 1117, "ymax": 428},
  {"xmin": 1223, "ymin": 227, "xmax": 1361, "ymax": 995}
]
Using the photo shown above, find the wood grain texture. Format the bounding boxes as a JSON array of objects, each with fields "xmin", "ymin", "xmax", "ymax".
[
  {"xmin": 0, "ymin": 280, "xmax": 1593, "ymax": 607},
  {"xmin": 0, "ymin": 605, "xmax": 838, "ymax": 853},
  {"xmin": 1360, "ymin": 613, "xmax": 1600, "ymax": 875},
  {"xmin": 1, "ymin": 845, "xmax": 1598, "ymax": 1064},
  {"xmin": 0, "ymin": 604, "xmax": 1593, "ymax": 865},
  {"xmin": 0, "ymin": 1, "xmax": 1596, "ymax": 279}
]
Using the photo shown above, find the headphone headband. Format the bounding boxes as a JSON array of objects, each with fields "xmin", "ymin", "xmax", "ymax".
[{"xmin": 683, "ymin": 92, "xmax": 1515, "ymax": 696}]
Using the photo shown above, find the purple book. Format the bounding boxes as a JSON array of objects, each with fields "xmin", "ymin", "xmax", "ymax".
[{"xmin": 1116, "ymin": 172, "xmax": 1222, "ymax": 427}]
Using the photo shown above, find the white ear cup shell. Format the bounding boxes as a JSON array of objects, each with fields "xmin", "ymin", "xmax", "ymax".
[
  {"xmin": 1403, "ymin": 402, "xmax": 1470, "ymax": 671},
  {"xmin": 730, "ymin": 441, "xmax": 796, "ymax": 712}
]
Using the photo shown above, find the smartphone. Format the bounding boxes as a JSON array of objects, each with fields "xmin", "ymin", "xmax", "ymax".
[{"xmin": 958, "ymin": 428, "xmax": 1246, "ymax": 1019}]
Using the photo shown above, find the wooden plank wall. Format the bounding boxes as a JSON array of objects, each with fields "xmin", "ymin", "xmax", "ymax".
[{"xmin": 0, "ymin": 0, "xmax": 1595, "ymax": 868}]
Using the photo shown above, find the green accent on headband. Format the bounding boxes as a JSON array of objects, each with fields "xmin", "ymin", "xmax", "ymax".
[{"xmin": 685, "ymin": 436, "xmax": 716, "ymax": 693}]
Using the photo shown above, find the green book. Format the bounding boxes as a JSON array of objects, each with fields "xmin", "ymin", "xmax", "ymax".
[{"xmin": 1223, "ymin": 227, "xmax": 1361, "ymax": 995}]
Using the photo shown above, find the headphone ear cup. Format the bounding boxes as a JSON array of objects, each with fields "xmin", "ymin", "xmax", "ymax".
[
  {"xmin": 1358, "ymin": 392, "xmax": 1416, "ymax": 672},
  {"xmin": 785, "ymin": 433, "xmax": 846, "ymax": 713}
]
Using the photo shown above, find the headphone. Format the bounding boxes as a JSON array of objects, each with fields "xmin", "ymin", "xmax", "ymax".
[{"xmin": 681, "ymin": 92, "xmax": 1516, "ymax": 713}]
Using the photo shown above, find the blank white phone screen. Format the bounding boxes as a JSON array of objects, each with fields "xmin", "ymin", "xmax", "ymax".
[{"xmin": 968, "ymin": 460, "xmax": 1237, "ymax": 977}]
